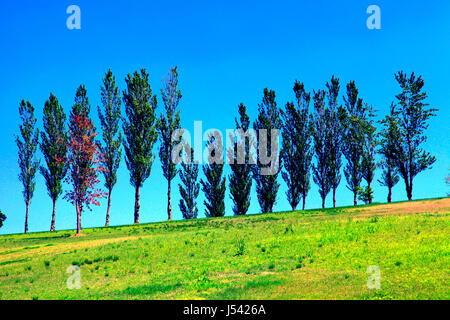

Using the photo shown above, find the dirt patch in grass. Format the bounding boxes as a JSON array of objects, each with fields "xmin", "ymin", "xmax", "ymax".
[
  {"xmin": 0, "ymin": 235, "xmax": 153, "ymax": 265},
  {"xmin": 350, "ymin": 198, "xmax": 450, "ymax": 218}
]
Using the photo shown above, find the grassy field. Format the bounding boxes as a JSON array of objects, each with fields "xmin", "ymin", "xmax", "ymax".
[{"xmin": 0, "ymin": 198, "xmax": 449, "ymax": 300}]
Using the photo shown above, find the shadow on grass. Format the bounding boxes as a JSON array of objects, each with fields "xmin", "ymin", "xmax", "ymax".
[
  {"xmin": 208, "ymin": 276, "xmax": 286, "ymax": 299},
  {"xmin": 121, "ymin": 282, "xmax": 182, "ymax": 297}
]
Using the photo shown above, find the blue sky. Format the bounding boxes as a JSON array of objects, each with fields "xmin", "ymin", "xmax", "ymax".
[{"xmin": 0, "ymin": 0, "xmax": 449, "ymax": 234}]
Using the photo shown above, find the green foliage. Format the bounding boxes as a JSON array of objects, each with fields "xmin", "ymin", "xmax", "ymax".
[
  {"xmin": 378, "ymin": 103, "xmax": 400, "ymax": 202},
  {"xmin": 253, "ymin": 88, "xmax": 282, "ymax": 213},
  {"xmin": 40, "ymin": 93, "xmax": 68, "ymax": 231},
  {"xmin": 97, "ymin": 69, "xmax": 122, "ymax": 193},
  {"xmin": 356, "ymin": 186, "xmax": 374, "ymax": 205},
  {"xmin": 325, "ymin": 76, "xmax": 343, "ymax": 206},
  {"xmin": 122, "ymin": 69, "xmax": 158, "ymax": 223},
  {"xmin": 341, "ymin": 81, "xmax": 367, "ymax": 205},
  {"xmin": 0, "ymin": 210, "xmax": 6, "ymax": 229},
  {"xmin": 179, "ymin": 149, "xmax": 200, "ymax": 219},
  {"xmin": 390, "ymin": 71, "xmax": 438, "ymax": 200},
  {"xmin": 311, "ymin": 90, "xmax": 332, "ymax": 208},
  {"xmin": 229, "ymin": 103, "xmax": 253, "ymax": 215},
  {"xmin": 361, "ymin": 103, "xmax": 378, "ymax": 204},
  {"xmin": 201, "ymin": 133, "xmax": 226, "ymax": 217},
  {"xmin": 157, "ymin": 67, "xmax": 182, "ymax": 220},
  {"xmin": 15, "ymin": 99, "xmax": 40, "ymax": 233},
  {"xmin": 281, "ymin": 81, "xmax": 312, "ymax": 211}
]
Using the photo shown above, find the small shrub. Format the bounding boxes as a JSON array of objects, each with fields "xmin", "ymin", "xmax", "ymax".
[
  {"xmin": 234, "ymin": 238, "xmax": 246, "ymax": 256},
  {"xmin": 268, "ymin": 262, "xmax": 275, "ymax": 270},
  {"xmin": 44, "ymin": 260, "xmax": 50, "ymax": 267}
]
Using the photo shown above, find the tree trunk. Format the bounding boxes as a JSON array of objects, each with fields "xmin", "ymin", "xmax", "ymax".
[
  {"xmin": 105, "ymin": 189, "xmax": 112, "ymax": 227},
  {"xmin": 322, "ymin": 196, "xmax": 325, "ymax": 209},
  {"xmin": 302, "ymin": 196, "xmax": 306, "ymax": 211},
  {"xmin": 50, "ymin": 199, "xmax": 56, "ymax": 231},
  {"xmin": 76, "ymin": 203, "xmax": 81, "ymax": 235},
  {"xmin": 24, "ymin": 200, "xmax": 30, "ymax": 234},
  {"xmin": 167, "ymin": 180, "xmax": 172, "ymax": 220},
  {"xmin": 333, "ymin": 187, "xmax": 337, "ymax": 208},
  {"xmin": 134, "ymin": 186, "xmax": 140, "ymax": 224},
  {"xmin": 408, "ymin": 176, "xmax": 413, "ymax": 201},
  {"xmin": 387, "ymin": 187, "xmax": 392, "ymax": 203},
  {"xmin": 353, "ymin": 191, "xmax": 357, "ymax": 206},
  {"xmin": 368, "ymin": 182, "xmax": 372, "ymax": 204}
]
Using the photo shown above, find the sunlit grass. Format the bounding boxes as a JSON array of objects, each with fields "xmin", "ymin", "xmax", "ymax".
[{"xmin": 0, "ymin": 198, "xmax": 449, "ymax": 300}]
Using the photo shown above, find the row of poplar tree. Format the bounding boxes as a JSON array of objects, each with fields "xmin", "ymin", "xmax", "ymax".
[{"xmin": 11, "ymin": 68, "xmax": 437, "ymax": 234}]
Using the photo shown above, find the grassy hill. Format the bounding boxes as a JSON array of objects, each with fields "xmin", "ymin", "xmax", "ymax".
[{"xmin": 0, "ymin": 198, "xmax": 449, "ymax": 300}]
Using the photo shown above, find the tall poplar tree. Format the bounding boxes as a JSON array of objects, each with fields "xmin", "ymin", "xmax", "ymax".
[
  {"xmin": 293, "ymin": 81, "xmax": 313, "ymax": 211},
  {"xmin": 342, "ymin": 81, "xmax": 365, "ymax": 206},
  {"xmin": 157, "ymin": 66, "xmax": 182, "ymax": 221},
  {"xmin": 378, "ymin": 104, "xmax": 400, "ymax": 203},
  {"xmin": 228, "ymin": 103, "xmax": 253, "ymax": 215},
  {"xmin": 97, "ymin": 69, "xmax": 122, "ymax": 227},
  {"xmin": 311, "ymin": 90, "xmax": 332, "ymax": 208},
  {"xmin": 16, "ymin": 100, "xmax": 40, "ymax": 234},
  {"xmin": 122, "ymin": 69, "xmax": 158, "ymax": 223},
  {"xmin": 253, "ymin": 89, "xmax": 282, "ymax": 213},
  {"xmin": 391, "ymin": 71, "xmax": 437, "ymax": 200},
  {"xmin": 40, "ymin": 93, "xmax": 68, "ymax": 231},
  {"xmin": 361, "ymin": 104, "xmax": 377, "ymax": 204},
  {"xmin": 325, "ymin": 76, "xmax": 343, "ymax": 208},
  {"xmin": 201, "ymin": 133, "xmax": 226, "ymax": 217},
  {"xmin": 179, "ymin": 148, "xmax": 200, "ymax": 219}
]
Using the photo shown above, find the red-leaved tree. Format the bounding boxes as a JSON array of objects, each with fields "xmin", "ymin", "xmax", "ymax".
[{"xmin": 62, "ymin": 114, "xmax": 106, "ymax": 235}]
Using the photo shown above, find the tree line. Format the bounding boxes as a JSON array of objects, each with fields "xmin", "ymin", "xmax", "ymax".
[{"xmin": 8, "ymin": 68, "xmax": 438, "ymax": 235}]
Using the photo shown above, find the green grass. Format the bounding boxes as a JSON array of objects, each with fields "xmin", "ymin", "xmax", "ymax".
[{"xmin": 0, "ymin": 198, "xmax": 449, "ymax": 300}]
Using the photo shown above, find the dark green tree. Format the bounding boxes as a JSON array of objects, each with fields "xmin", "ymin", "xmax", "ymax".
[
  {"xmin": 325, "ymin": 76, "xmax": 343, "ymax": 208},
  {"xmin": 15, "ymin": 100, "xmax": 40, "ymax": 234},
  {"xmin": 228, "ymin": 103, "xmax": 253, "ymax": 215},
  {"xmin": 342, "ymin": 81, "xmax": 366, "ymax": 206},
  {"xmin": 97, "ymin": 69, "xmax": 122, "ymax": 227},
  {"xmin": 201, "ymin": 132, "xmax": 226, "ymax": 217},
  {"xmin": 122, "ymin": 69, "xmax": 158, "ymax": 223},
  {"xmin": 361, "ymin": 104, "xmax": 377, "ymax": 204},
  {"xmin": 179, "ymin": 147, "xmax": 200, "ymax": 219},
  {"xmin": 40, "ymin": 93, "xmax": 68, "ymax": 231},
  {"xmin": 311, "ymin": 90, "xmax": 332, "ymax": 208},
  {"xmin": 0, "ymin": 210, "xmax": 6, "ymax": 229},
  {"xmin": 293, "ymin": 81, "xmax": 313, "ymax": 211},
  {"xmin": 253, "ymin": 89, "xmax": 283, "ymax": 213},
  {"xmin": 391, "ymin": 71, "xmax": 437, "ymax": 200},
  {"xmin": 157, "ymin": 66, "xmax": 182, "ymax": 221}
]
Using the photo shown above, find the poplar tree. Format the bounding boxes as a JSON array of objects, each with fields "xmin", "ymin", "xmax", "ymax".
[
  {"xmin": 40, "ymin": 93, "xmax": 68, "ymax": 231},
  {"xmin": 97, "ymin": 69, "xmax": 122, "ymax": 227},
  {"xmin": 311, "ymin": 90, "xmax": 332, "ymax": 208},
  {"xmin": 342, "ymin": 81, "xmax": 365, "ymax": 206},
  {"xmin": 122, "ymin": 69, "xmax": 158, "ymax": 223},
  {"xmin": 228, "ymin": 103, "xmax": 253, "ymax": 215},
  {"xmin": 361, "ymin": 104, "xmax": 377, "ymax": 204},
  {"xmin": 325, "ymin": 76, "xmax": 343, "ymax": 208},
  {"xmin": 201, "ymin": 133, "xmax": 226, "ymax": 217},
  {"xmin": 65, "ymin": 86, "xmax": 105, "ymax": 235},
  {"xmin": 391, "ymin": 71, "xmax": 437, "ymax": 201},
  {"xmin": 293, "ymin": 81, "xmax": 313, "ymax": 211},
  {"xmin": 253, "ymin": 89, "xmax": 282, "ymax": 213},
  {"xmin": 16, "ymin": 100, "xmax": 40, "ymax": 234},
  {"xmin": 157, "ymin": 67, "xmax": 182, "ymax": 221},
  {"xmin": 179, "ymin": 148, "xmax": 200, "ymax": 219},
  {"xmin": 281, "ymin": 101, "xmax": 302, "ymax": 211}
]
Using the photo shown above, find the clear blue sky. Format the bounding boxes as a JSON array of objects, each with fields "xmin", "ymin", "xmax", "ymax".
[{"xmin": 0, "ymin": 0, "xmax": 449, "ymax": 235}]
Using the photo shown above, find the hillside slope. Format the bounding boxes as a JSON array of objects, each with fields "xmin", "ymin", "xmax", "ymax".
[{"xmin": 0, "ymin": 198, "xmax": 449, "ymax": 300}]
